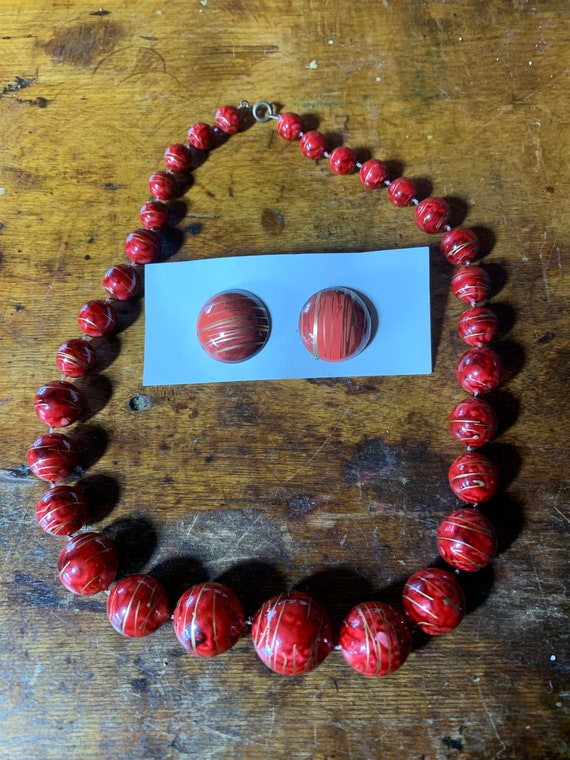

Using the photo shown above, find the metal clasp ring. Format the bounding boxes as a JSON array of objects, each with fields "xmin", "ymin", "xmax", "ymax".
[{"xmin": 251, "ymin": 100, "xmax": 278, "ymax": 122}]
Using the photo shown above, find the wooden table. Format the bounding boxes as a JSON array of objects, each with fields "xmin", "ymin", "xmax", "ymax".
[{"xmin": 1, "ymin": 2, "xmax": 568, "ymax": 758}]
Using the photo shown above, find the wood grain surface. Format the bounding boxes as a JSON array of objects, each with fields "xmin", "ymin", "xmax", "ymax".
[{"xmin": 0, "ymin": 1, "xmax": 568, "ymax": 759}]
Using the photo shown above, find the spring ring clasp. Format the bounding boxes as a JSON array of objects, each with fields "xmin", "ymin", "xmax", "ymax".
[{"xmin": 250, "ymin": 100, "xmax": 278, "ymax": 122}]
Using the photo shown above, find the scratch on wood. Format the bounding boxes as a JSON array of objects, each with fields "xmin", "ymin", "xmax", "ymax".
[
  {"xmin": 284, "ymin": 407, "xmax": 350, "ymax": 483},
  {"xmin": 474, "ymin": 678, "xmax": 507, "ymax": 758}
]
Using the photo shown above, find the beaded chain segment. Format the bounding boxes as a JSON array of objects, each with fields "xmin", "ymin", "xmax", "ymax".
[{"xmin": 28, "ymin": 100, "xmax": 507, "ymax": 677}]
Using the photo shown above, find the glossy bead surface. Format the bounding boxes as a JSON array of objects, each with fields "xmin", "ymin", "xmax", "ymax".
[
  {"xmin": 448, "ymin": 451, "xmax": 499, "ymax": 503},
  {"xmin": 34, "ymin": 380, "xmax": 83, "ymax": 428},
  {"xmin": 163, "ymin": 143, "xmax": 193, "ymax": 173},
  {"xmin": 300, "ymin": 130, "xmax": 327, "ymax": 160},
  {"xmin": 252, "ymin": 591, "xmax": 333, "ymax": 676},
  {"xmin": 402, "ymin": 568, "xmax": 466, "ymax": 635},
  {"xmin": 277, "ymin": 112, "xmax": 303, "ymax": 141},
  {"xmin": 139, "ymin": 200, "xmax": 169, "ymax": 230},
  {"xmin": 298, "ymin": 287, "xmax": 371, "ymax": 362},
  {"xmin": 148, "ymin": 171, "xmax": 177, "ymax": 201},
  {"xmin": 78, "ymin": 299, "xmax": 116, "ymax": 337},
  {"xmin": 215, "ymin": 105, "xmax": 241, "ymax": 134},
  {"xmin": 124, "ymin": 229, "xmax": 161, "ymax": 265},
  {"xmin": 437, "ymin": 508, "xmax": 498, "ymax": 572},
  {"xmin": 387, "ymin": 177, "xmax": 416, "ymax": 206},
  {"xmin": 328, "ymin": 146, "xmax": 357, "ymax": 175},
  {"xmin": 359, "ymin": 158, "xmax": 388, "ymax": 189},
  {"xmin": 107, "ymin": 574, "xmax": 170, "ymax": 637},
  {"xmin": 449, "ymin": 397, "xmax": 498, "ymax": 447},
  {"xmin": 440, "ymin": 227, "xmax": 480, "ymax": 266},
  {"xmin": 451, "ymin": 265, "xmax": 491, "ymax": 305},
  {"xmin": 36, "ymin": 485, "xmax": 87, "ymax": 536},
  {"xmin": 103, "ymin": 263, "xmax": 141, "ymax": 301},
  {"xmin": 458, "ymin": 306, "xmax": 499, "ymax": 347},
  {"xmin": 27, "ymin": 433, "xmax": 78, "ymax": 482},
  {"xmin": 197, "ymin": 290, "xmax": 270, "ymax": 363},
  {"xmin": 56, "ymin": 338, "xmax": 96, "ymax": 378},
  {"xmin": 414, "ymin": 197, "xmax": 451, "ymax": 233},
  {"xmin": 173, "ymin": 582, "xmax": 245, "ymax": 656},
  {"xmin": 339, "ymin": 601, "xmax": 411, "ymax": 677},
  {"xmin": 456, "ymin": 347, "xmax": 503, "ymax": 394},
  {"xmin": 188, "ymin": 122, "xmax": 215, "ymax": 151},
  {"xmin": 58, "ymin": 532, "xmax": 119, "ymax": 595}
]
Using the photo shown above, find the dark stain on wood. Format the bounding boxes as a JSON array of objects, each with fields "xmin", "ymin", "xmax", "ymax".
[{"xmin": 36, "ymin": 21, "xmax": 124, "ymax": 67}]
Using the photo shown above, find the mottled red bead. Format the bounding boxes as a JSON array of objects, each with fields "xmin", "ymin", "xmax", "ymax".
[
  {"xmin": 34, "ymin": 380, "xmax": 83, "ymax": 428},
  {"xmin": 27, "ymin": 433, "xmax": 78, "ymax": 483},
  {"xmin": 148, "ymin": 171, "xmax": 177, "ymax": 201},
  {"xmin": 448, "ymin": 451, "xmax": 499, "ymax": 503},
  {"xmin": 56, "ymin": 338, "xmax": 96, "ymax": 378},
  {"xmin": 188, "ymin": 122, "xmax": 215, "ymax": 151},
  {"xmin": 163, "ymin": 143, "xmax": 193, "ymax": 173},
  {"xmin": 300, "ymin": 130, "xmax": 327, "ymax": 160},
  {"xmin": 197, "ymin": 290, "xmax": 270, "ymax": 363},
  {"xmin": 173, "ymin": 582, "xmax": 245, "ymax": 656},
  {"xmin": 277, "ymin": 112, "xmax": 303, "ymax": 141},
  {"xmin": 437, "ymin": 507, "xmax": 498, "ymax": 572},
  {"xmin": 402, "ymin": 568, "xmax": 466, "ymax": 635},
  {"xmin": 215, "ymin": 105, "xmax": 242, "ymax": 135},
  {"xmin": 328, "ymin": 146, "xmax": 357, "ymax": 175},
  {"xmin": 139, "ymin": 200, "xmax": 169, "ymax": 230},
  {"xmin": 107, "ymin": 574, "xmax": 170, "ymax": 637},
  {"xmin": 387, "ymin": 177, "xmax": 416, "ymax": 206},
  {"xmin": 440, "ymin": 227, "xmax": 480, "ymax": 266},
  {"xmin": 58, "ymin": 532, "xmax": 119, "ymax": 595},
  {"xmin": 458, "ymin": 306, "xmax": 499, "ymax": 347},
  {"xmin": 124, "ymin": 229, "xmax": 161, "ymax": 265},
  {"xmin": 359, "ymin": 158, "xmax": 388, "ymax": 189},
  {"xmin": 103, "ymin": 263, "xmax": 141, "ymax": 301},
  {"xmin": 456, "ymin": 346, "xmax": 503, "ymax": 394},
  {"xmin": 414, "ymin": 197, "xmax": 451, "ymax": 234},
  {"xmin": 339, "ymin": 601, "xmax": 411, "ymax": 677},
  {"xmin": 451, "ymin": 265, "xmax": 491, "ymax": 305},
  {"xmin": 449, "ymin": 397, "xmax": 498, "ymax": 447},
  {"xmin": 78, "ymin": 299, "xmax": 116, "ymax": 337},
  {"xmin": 36, "ymin": 485, "xmax": 87, "ymax": 536},
  {"xmin": 299, "ymin": 287, "xmax": 371, "ymax": 362},
  {"xmin": 252, "ymin": 591, "xmax": 333, "ymax": 676}
]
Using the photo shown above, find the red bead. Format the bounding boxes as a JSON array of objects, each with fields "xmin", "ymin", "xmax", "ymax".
[
  {"xmin": 298, "ymin": 287, "xmax": 371, "ymax": 362},
  {"xmin": 215, "ymin": 105, "xmax": 241, "ymax": 135},
  {"xmin": 300, "ymin": 130, "xmax": 327, "ymax": 160},
  {"xmin": 36, "ymin": 485, "xmax": 87, "ymax": 536},
  {"xmin": 196, "ymin": 290, "xmax": 270, "ymax": 363},
  {"xmin": 328, "ymin": 146, "xmax": 357, "ymax": 175},
  {"xmin": 56, "ymin": 338, "xmax": 96, "ymax": 378},
  {"xmin": 448, "ymin": 451, "xmax": 499, "ymax": 504},
  {"xmin": 148, "ymin": 171, "xmax": 177, "ymax": 201},
  {"xmin": 414, "ymin": 197, "xmax": 451, "ymax": 234},
  {"xmin": 27, "ymin": 433, "xmax": 78, "ymax": 483},
  {"xmin": 34, "ymin": 380, "xmax": 83, "ymax": 428},
  {"xmin": 440, "ymin": 227, "xmax": 480, "ymax": 266},
  {"xmin": 387, "ymin": 177, "xmax": 416, "ymax": 206},
  {"xmin": 173, "ymin": 582, "xmax": 245, "ymax": 656},
  {"xmin": 139, "ymin": 200, "xmax": 169, "ymax": 230},
  {"xmin": 449, "ymin": 397, "xmax": 498, "ymax": 448},
  {"xmin": 252, "ymin": 591, "xmax": 333, "ymax": 676},
  {"xmin": 451, "ymin": 265, "xmax": 491, "ymax": 305},
  {"xmin": 402, "ymin": 568, "xmax": 466, "ymax": 635},
  {"xmin": 188, "ymin": 122, "xmax": 215, "ymax": 151},
  {"xmin": 124, "ymin": 229, "xmax": 161, "ymax": 265},
  {"xmin": 107, "ymin": 574, "xmax": 170, "ymax": 637},
  {"xmin": 277, "ymin": 112, "xmax": 303, "ymax": 141},
  {"xmin": 437, "ymin": 507, "xmax": 498, "ymax": 572},
  {"xmin": 339, "ymin": 601, "xmax": 411, "ymax": 677},
  {"xmin": 359, "ymin": 158, "xmax": 388, "ymax": 189},
  {"xmin": 103, "ymin": 264, "xmax": 141, "ymax": 301},
  {"xmin": 458, "ymin": 306, "xmax": 499, "ymax": 347},
  {"xmin": 78, "ymin": 299, "xmax": 116, "ymax": 337},
  {"xmin": 456, "ymin": 346, "xmax": 503, "ymax": 395},
  {"xmin": 58, "ymin": 532, "xmax": 119, "ymax": 595},
  {"xmin": 163, "ymin": 143, "xmax": 193, "ymax": 173}
]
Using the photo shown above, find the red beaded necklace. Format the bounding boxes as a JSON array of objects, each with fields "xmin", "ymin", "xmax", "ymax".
[{"xmin": 28, "ymin": 100, "xmax": 506, "ymax": 677}]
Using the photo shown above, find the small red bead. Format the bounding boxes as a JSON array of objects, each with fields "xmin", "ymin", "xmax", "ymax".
[
  {"xmin": 173, "ymin": 582, "xmax": 246, "ymax": 656},
  {"xmin": 441, "ymin": 227, "xmax": 480, "ymax": 266},
  {"xmin": 387, "ymin": 177, "xmax": 416, "ymax": 206},
  {"xmin": 458, "ymin": 306, "xmax": 499, "ymax": 347},
  {"xmin": 163, "ymin": 143, "xmax": 193, "ymax": 173},
  {"xmin": 215, "ymin": 105, "xmax": 242, "ymax": 135},
  {"xmin": 148, "ymin": 171, "xmax": 178, "ymax": 201},
  {"xmin": 124, "ymin": 229, "xmax": 161, "ymax": 265},
  {"xmin": 328, "ymin": 146, "xmax": 357, "ymax": 175},
  {"xmin": 188, "ymin": 122, "xmax": 215, "ymax": 151},
  {"xmin": 449, "ymin": 397, "xmax": 498, "ymax": 447},
  {"xmin": 78, "ymin": 300, "xmax": 116, "ymax": 337},
  {"xmin": 437, "ymin": 507, "xmax": 498, "ymax": 572},
  {"xmin": 448, "ymin": 451, "xmax": 499, "ymax": 504},
  {"xmin": 56, "ymin": 338, "xmax": 96, "ymax": 378},
  {"xmin": 456, "ymin": 346, "xmax": 503, "ymax": 395},
  {"xmin": 36, "ymin": 485, "xmax": 87, "ymax": 536},
  {"xmin": 300, "ymin": 130, "xmax": 327, "ymax": 160},
  {"xmin": 414, "ymin": 197, "xmax": 451, "ymax": 234},
  {"xmin": 277, "ymin": 112, "xmax": 303, "ymax": 141},
  {"xmin": 402, "ymin": 568, "xmax": 466, "ymax": 635},
  {"xmin": 359, "ymin": 158, "xmax": 388, "ymax": 189},
  {"xmin": 107, "ymin": 574, "xmax": 170, "ymax": 637},
  {"xmin": 58, "ymin": 532, "xmax": 119, "ymax": 595},
  {"xmin": 34, "ymin": 380, "xmax": 83, "ymax": 428},
  {"xmin": 451, "ymin": 265, "xmax": 491, "ymax": 305},
  {"xmin": 339, "ymin": 601, "xmax": 411, "ymax": 677},
  {"xmin": 139, "ymin": 200, "xmax": 169, "ymax": 230},
  {"xmin": 103, "ymin": 263, "xmax": 141, "ymax": 301},
  {"xmin": 27, "ymin": 432, "xmax": 78, "ymax": 483}
]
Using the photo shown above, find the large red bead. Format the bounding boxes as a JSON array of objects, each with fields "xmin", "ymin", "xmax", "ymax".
[
  {"xmin": 277, "ymin": 112, "xmax": 303, "ymax": 141},
  {"xmin": 27, "ymin": 433, "xmax": 78, "ymax": 483},
  {"xmin": 139, "ymin": 200, "xmax": 169, "ymax": 230},
  {"xmin": 339, "ymin": 601, "xmax": 411, "ymax": 677},
  {"xmin": 173, "ymin": 581, "xmax": 245, "ymax": 656},
  {"xmin": 103, "ymin": 263, "xmax": 141, "ymax": 301},
  {"xmin": 300, "ymin": 130, "xmax": 327, "ymax": 160},
  {"xmin": 78, "ymin": 300, "xmax": 116, "ymax": 337},
  {"xmin": 456, "ymin": 347, "xmax": 503, "ymax": 394},
  {"xmin": 163, "ymin": 143, "xmax": 193, "ymax": 173},
  {"xmin": 458, "ymin": 306, "xmax": 499, "ymax": 347},
  {"xmin": 449, "ymin": 397, "xmax": 498, "ymax": 447},
  {"xmin": 359, "ymin": 158, "xmax": 388, "ymax": 189},
  {"xmin": 36, "ymin": 484, "xmax": 87, "ymax": 536},
  {"xmin": 148, "ymin": 171, "xmax": 177, "ymax": 201},
  {"xmin": 124, "ymin": 229, "xmax": 161, "ymax": 265},
  {"xmin": 215, "ymin": 105, "xmax": 241, "ymax": 134},
  {"xmin": 197, "ymin": 290, "xmax": 270, "ymax": 363},
  {"xmin": 188, "ymin": 122, "xmax": 215, "ymax": 151},
  {"xmin": 56, "ymin": 338, "xmax": 96, "ymax": 378},
  {"xmin": 448, "ymin": 451, "xmax": 499, "ymax": 504},
  {"xmin": 451, "ymin": 265, "xmax": 491, "ymax": 305},
  {"xmin": 328, "ymin": 146, "xmax": 357, "ymax": 175},
  {"xmin": 58, "ymin": 532, "xmax": 119, "ymax": 595},
  {"xmin": 387, "ymin": 177, "xmax": 416, "ymax": 206},
  {"xmin": 402, "ymin": 568, "xmax": 466, "ymax": 635},
  {"xmin": 440, "ymin": 227, "xmax": 480, "ymax": 266},
  {"xmin": 414, "ymin": 197, "xmax": 451, "ymax": 234},
  {"xmin": 437, "ymin": 508, "xmax": 498, "ymax": 572},
  {"xmin": 34, "ymin": 380, "xmax": 83, "ymax": 428},
  {"xmin": 252, "ymin": 591, "xmax": 333, "ymax": 676},
  {"xmin": 298, "ymin": 287, "xmax": 371, "ymax": 362},
  {"xmin": 107, "ymin": 574, "xmax": 170, "ymax": 637}
]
